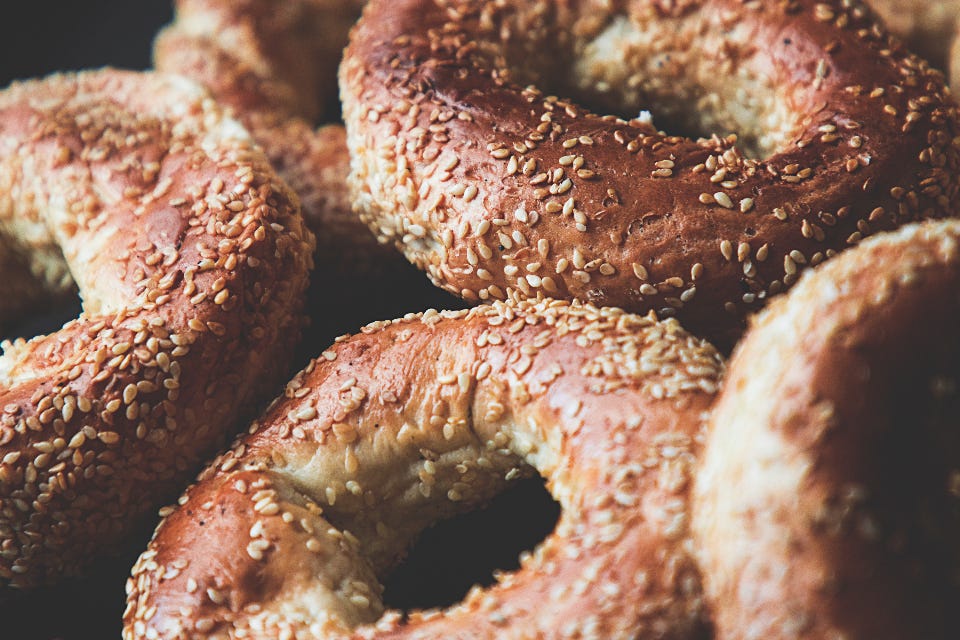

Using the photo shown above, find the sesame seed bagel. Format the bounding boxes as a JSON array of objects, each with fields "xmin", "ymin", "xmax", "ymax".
[
  {"xmin": 0, "ymin": 69, "xmax": 314, "ymax": 589},
  {"xmin": 154, "ymin": 0, "xmax": 410, "ymax": 284},
  {"xmin": 124, "ymin": 299, "xmax": 723, "ymax": 640},
  {"xmin": 692, "ymin": 219, "xmax": 960, "ymax": 639},
  {"xmin": 342, "ymin": 0, "xmax": 960, "ymax": 345}
]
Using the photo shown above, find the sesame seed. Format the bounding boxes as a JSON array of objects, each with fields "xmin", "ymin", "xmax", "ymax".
[{"xmin": 714, "ymin": 192, "xmax": 734, "ymax": 209}]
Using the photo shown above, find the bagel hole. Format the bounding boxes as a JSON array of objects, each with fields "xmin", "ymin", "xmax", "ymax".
[
  {"xmin": 817, "ymin": 340, "xmax": 960, "ymax": 613},
  {"xmin": 380, "ymin": 476, "xmax": 560, "ymax": 611},
  {"xmin": 1, "ymin": 295, "xmax": 81, "ymax": 344},
  {"xmin": 0, "ymin": 245, "xmax": 81, "ymax": 346},
  {"xmin": 0, "ymin": 233, "xmax": 81, "ymax": 346},
  {"xmin": 571, "ymin": 15, "xmax": 793, "ymax": 159},
  {"xmin": 500, "ymin": 13, "xmax": 799, "ymax": 158},
  {"xmin": 877, "ymin": 357, "xmax": 960, "ymax": 591}
]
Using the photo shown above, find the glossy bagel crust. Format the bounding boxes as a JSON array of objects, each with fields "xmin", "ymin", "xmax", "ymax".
[
  {"xmin": 124, "ymin": 299, "xmax": 723, "ymax": 640},
  {"xmin": 692, "ymin": 220, "xmax": 960, "ymax": 639},
  {"xmin": 154, "ymin": 0, "xmax": 405, "ymax": 280},
  {"xmin": 342, "ymin": 0, "xmax": 960, "ymax": 344},
  {"xmin": 0, "ymin": 70, "xmax": 314, "ymax": 588}
]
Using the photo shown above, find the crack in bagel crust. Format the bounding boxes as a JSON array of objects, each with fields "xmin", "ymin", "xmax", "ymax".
[
  {"xmin": 341, "ymin": 0, "xmax": 960, "ymax": 345},
  {"xmin": 692, "ymin": 220, "xmax": 960, "ymax": 640},
  {"xmin": 124, "ymin": 299, "xmax": 723, "ymax": 640},
  {"xmin": 0, "ymin": 70, "xmax": 314, "ymax": 588}
]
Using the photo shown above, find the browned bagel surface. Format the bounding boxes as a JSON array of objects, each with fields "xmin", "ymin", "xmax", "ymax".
[{"xmin": 154, "ymin": 0, "xmax": 366, "ymax": 122}]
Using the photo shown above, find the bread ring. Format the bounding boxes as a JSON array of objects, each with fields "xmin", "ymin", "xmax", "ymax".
[
  {"xmin": 692, "ymin": 219, "xmax": 960, "ymax": 639},
  {"xmin": 154, "ymin": 0, "xmax": 409, "ymax": 285},
  {"xmin": 124, "ymin": 299, "xmax": 723, "ymax": 639},
  {"xmin": 0, "ymin": 69, "xmax": 314, "ymax": 588},
  {"xmin": 869, "ymin": 0, "xmax": 960, "ymax": 89},
  {"xmin": 342, "ymin": 0, "xmax": 960, "ymax": 345}
]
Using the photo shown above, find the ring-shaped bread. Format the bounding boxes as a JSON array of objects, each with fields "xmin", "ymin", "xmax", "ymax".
[
  {"xmin": 124, "ymin": 299, "xmax": 723, "ymax": 639},
  {"xmin": 342, "ymin": 0, "xmax": 960, "ymax": 345},
  {"xmin": 0, "ymin": 69, "xmax": 314, "ymax": 588},
  {"xmin": 692, "ymin": 219, "xmax": 960, "ymax": 639}
]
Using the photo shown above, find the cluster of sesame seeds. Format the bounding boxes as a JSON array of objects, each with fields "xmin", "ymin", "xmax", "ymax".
[
  {"xmin": 0, "ymin": 70, "xmax": 313, "ymax": 588},
  {"xmin": 343, "ymin": 0, "xmax": 960, "ymax": 344},
  {"xmin": 124, "ymin": 296, "xmax": 723, "ymax": 638}
]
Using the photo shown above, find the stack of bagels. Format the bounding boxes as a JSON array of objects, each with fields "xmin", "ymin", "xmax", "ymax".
[{"xmin": 1, "ymin": 1, "xmax": 958, "ymax": 639}]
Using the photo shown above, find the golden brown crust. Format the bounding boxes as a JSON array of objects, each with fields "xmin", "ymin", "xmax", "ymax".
[
  {"xmin": 0, "ymin": 69, "xmax": 314, "ymax": 588},
  {"xmin": 692, "ymin": 220, "xmax": 960, "ymax": 639},
  {"xmin": 341, "ymin": 0, "xmax": 960, "ymax": 346},
  {"xmin": 124, "ymin": 298, "xmax": 723, "ymax": 640},
  {"xmin": 155, "ymin": 0, "xmax": 459, "ymax": 352}
]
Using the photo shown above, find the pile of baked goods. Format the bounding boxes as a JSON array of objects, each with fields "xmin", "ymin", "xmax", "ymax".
[{"xmin": 1, "ymin": 1, "xmax": 958, "ymax": 638}]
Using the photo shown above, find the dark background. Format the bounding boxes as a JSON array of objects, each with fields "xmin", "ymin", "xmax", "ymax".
[
  {"xmin": 0, "ymin": 2, "xmax": 172, "ymax": 85},
  {"xmin": 0, "ymin": 2, "xmax": 559, "ymax": 638}
]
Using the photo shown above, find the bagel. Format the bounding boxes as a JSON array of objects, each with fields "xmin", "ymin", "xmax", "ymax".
[
  {"xmin": 0, "ymin": 69, "xmax": 314, "ymax": 588},
  {"xmin": 341, "ymin": 0, "xmax": 960, "ymax": 345},
  {"xmin": 692, "ymin": 219, "xmax": 960, "ymax": 639},
  {"xmin": 123, "ymin": 298, "xmax": 723, "ymax": 639}
]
